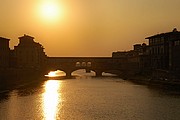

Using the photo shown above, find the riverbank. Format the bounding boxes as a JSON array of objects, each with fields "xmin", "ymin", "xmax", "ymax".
[
  {"xmin": 0, "ymin": 75, "xmax": 46, "ymax": 93},
  {"xmin": 126, "ymin": 74, "xmax": 180, "ymax": 87},
  {"xmin": 0, "ymin": 68, "xmax": 47, "ymax": 92}
]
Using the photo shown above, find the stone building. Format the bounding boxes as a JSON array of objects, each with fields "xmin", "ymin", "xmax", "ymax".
[
  {"xmin": 112, "ymin": 43, "xmax": 149, "ymax": 74},
  {"xmin": 14, "ymin": 34, "xmax": 46, "ymax": 69},
  {"xmin": 145, "ymin": 28, "xmax": 180, "ymax": 72},
  {"xmin": 0, "ymin": 37, "xmax": 10, "ymax": 68}
]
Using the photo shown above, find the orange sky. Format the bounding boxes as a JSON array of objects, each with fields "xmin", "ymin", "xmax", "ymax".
[{"xmin": 1, "ymin": 0, "xmax": 180, "ymax": 57}]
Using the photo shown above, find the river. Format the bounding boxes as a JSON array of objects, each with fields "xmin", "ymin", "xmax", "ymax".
[{"xmin": 0, "ymin": 70, "xmax": 180, "ymax": 120}]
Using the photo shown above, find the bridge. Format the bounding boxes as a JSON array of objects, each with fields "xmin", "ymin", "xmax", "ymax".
[{"xmin": 45, "ymin": 57, "xmax": 131, "ymax": 77}]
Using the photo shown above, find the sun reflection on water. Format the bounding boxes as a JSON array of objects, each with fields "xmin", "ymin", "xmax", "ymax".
[
  {"xmin": 42, "ymin": 80, "xmax": 62, "ymax": 120},
  {"xmin": 45, "ymin": 70, "xmax": 66, "ymax": 77}
]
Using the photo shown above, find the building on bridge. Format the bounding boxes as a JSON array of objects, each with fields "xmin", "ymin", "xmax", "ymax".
[{"xmin": 13, "ymin": 34, "xmax": 47, "ymax": 69}]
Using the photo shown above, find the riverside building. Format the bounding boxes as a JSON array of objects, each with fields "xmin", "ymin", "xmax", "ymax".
[
  {"xmin": 14, "ymin": 34, "xmax": 46, "ymax": 69},
  {"xmin": 0, "ymin": 37, "xmax": 10, "ymax": 68},
  {"xmin": 146, "ymin": 28, "xmax": 180, "ymax": 72}
]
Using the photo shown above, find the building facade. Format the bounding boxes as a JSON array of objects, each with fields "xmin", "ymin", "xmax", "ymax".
[
  {"xmin": 14, "ymin": 34, "xmax": 47, "ymax": 69},
  {"xmin": 145, "ymin": 28, "xmax": 180, "ymax": 72},
  {"xmin": 0, "ymin": 37, "xmax": 10, "ymax": 68},
  {"xmin": 112, "ymin": 43, "xmax": 149, "ymax": 74}
]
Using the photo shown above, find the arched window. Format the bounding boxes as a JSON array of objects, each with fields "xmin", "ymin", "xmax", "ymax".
[
  {"xmin": 76, "ymin": 62, "xmax": 81, "ymax": 67},
  {"xmin": 87, "ymin": 62, "xmax": 92, "ymax": 67}
]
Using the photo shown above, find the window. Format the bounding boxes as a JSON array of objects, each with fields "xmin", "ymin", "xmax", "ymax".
[
  {"xmin": 161, "ymin": 37, "xmax": 164, "ymax": 43},
  {"xmin": 152, "ymin": 39, "xmax": 154, "ymax": 44},
  {"xmin": 76, "ymin": 62, "xmax": 81, "ymax": 67},
  {"xmin": 160, "ymin": 46, "xmax": 164, "ymax": 54},
  {"xmin": 149, "ymin": 39, "xmax": 152, "ymax": 45},
  {"xmin": 87, "ymin": 62, "xmax": 92, "ymax": 67},
  {"xmin": 175, "ymin": 40, "xmax": 180, "ymax": 46},
  {"xmin": 152, "ymin": 47, "xmax": 155, "ymax": 54},
  {"xmin": 149, "ymin": 48, "xmax": 152, "ymax": 54},
  {"xmin": 157, "ymin": 47, "xmax": 160, "ymax": 54}
]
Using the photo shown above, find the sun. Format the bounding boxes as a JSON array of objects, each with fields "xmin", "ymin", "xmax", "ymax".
[{"xmin": 40, "ymin": 1, "xmax": 62, "ymax": 21}]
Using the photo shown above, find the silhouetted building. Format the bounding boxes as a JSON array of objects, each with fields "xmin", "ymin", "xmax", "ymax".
[
  {"xmin": 14, "ymin": 34, "xmax": 46, "ymax": 69},
  {"xmin": 112, "ymin": 43, "xmax": 149, "ymax": 74},
  {"xmin": 9, "ymin": 50, "xmax": 17, "ymax": 68},
  {"xmin": 112, "ymin": 43, "xmax": 148, "ymax": 58},
  {"xmin": 133, "ymin": 44, "xmax": 142, "ymax": 51},
  {"xmin": 0, "ymin": 37, "xmax": 10, "ymax": 68},
  {"xmin": 112, "ymin": 51, "xmax": 129, "ymax": 58},
  {"xmin": 145, "ymin": 28, "xmax": 180, "ymax": 72}
]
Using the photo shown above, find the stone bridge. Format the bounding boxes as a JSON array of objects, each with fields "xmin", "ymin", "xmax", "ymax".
[{"xmin": 45, "ymin": 57, "xmax": 129, "ymax": 77}]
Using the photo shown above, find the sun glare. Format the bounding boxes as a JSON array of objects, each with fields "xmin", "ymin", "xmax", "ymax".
[
  {"xmin": 40, "ymin": 1, "xmax": 62, "ymax": 21},
  {"xmin": 48, "ymin": 71, "xmax": 57, "ymax": 77}
]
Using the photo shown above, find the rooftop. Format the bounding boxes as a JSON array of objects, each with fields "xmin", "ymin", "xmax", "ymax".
[
  {"xmin": 18, "ymin": 34, "xmax": 34, "ymax": 39},
  {"xmin": 145, "ymin": 28, "xmax": 180, "ymax": 39},
  {"xmin": 0, "ymin": 37, "xmax": 10, "ymax": 41}
]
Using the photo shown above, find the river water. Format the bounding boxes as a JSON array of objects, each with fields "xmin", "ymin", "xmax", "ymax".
[{"xmin": 0, "ymin": 70, "xmax": 180, "ymax": 120}]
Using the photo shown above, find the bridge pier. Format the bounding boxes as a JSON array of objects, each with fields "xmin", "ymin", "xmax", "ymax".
[
  {"xmin": 86, "ymin": 68, "xmax": 91, "ymax": 73},
  {"xmin": 96, "ymin": 71, "xmax": 102, "ymax": 77},
  {"xmin": 66, "ymin": 72, "xmax": 72, "ymax": 78}
]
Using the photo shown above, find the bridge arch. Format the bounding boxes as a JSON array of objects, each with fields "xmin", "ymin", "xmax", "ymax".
[
  {"xmin": 72, "ymin": 69, "xmax": 96, "ymax": 76},
  {"xmin": 67, "ymin": 67, "xmax": 104, "ymax": 77},
  {"xmin": 45, "ymin": 68, "xmax": 67, "ymax": 76},
  {"xmin": 45, "ymin": 67, "xmax": 126, "ymax": 78},
  {"xmin": 75, "ymin": 62, "xmax": 81, "ymax": 67}
]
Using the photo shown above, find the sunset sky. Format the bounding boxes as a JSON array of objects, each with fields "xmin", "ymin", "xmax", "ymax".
[{"xmin": 1, "ymin": 0, "xmax": 180, "ymax": 57}]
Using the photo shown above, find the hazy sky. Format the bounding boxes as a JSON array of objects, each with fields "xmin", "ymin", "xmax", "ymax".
[{"xmin": 0, "ymin": 0, "xmax": 180, "ymax": 57}]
